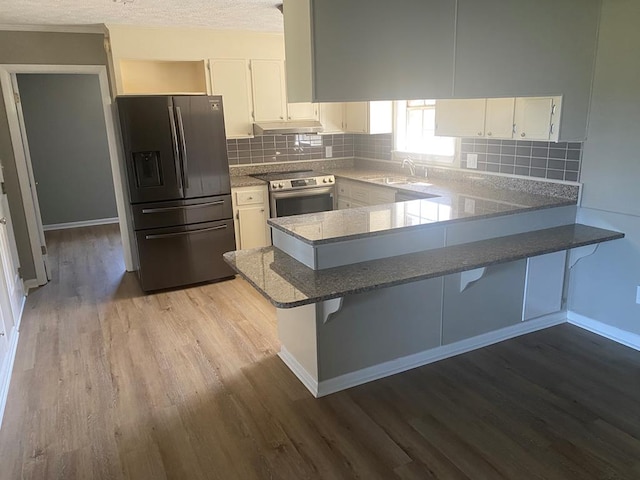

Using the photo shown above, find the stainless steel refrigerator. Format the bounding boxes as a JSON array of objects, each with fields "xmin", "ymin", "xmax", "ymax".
[{"xmin": 117, "ymin": 95, "xmax": 236, "ymax": 291}]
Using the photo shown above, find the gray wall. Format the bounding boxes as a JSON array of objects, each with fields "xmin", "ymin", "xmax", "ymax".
[
  {"xmin": 17, "ymin": 74, "xmax": 117, "ymax": 226},
  {"xmin": 0, "ymin": 31, "xmax": 107, "ymax": 280},
  {"xmin": 567, "ymin": 0, "xmax": 640, "ymax": 334}
]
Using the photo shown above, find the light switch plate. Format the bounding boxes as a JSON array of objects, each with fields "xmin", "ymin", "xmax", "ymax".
[
  {"xmin": 325, "ymin": 146, "xmax": 333, "ymax": 158},
  {"xmin": 467, "ymin": 153, "xmax": 478, "ymax": 169}
]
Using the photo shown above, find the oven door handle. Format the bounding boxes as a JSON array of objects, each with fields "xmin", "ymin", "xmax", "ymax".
[{"xmin": 270, "ymin": 187, "xmax": 335, "ymax": 199}]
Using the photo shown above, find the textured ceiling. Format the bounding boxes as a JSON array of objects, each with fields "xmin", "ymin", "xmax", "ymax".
[{"xmin": 0, "ymin": 0, "xmax": 284, "ymax": 32}]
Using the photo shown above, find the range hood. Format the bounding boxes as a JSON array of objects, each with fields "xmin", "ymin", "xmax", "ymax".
[{"xmin": 253, "ymin": 120, "xmax": 324, "ymax": 135}]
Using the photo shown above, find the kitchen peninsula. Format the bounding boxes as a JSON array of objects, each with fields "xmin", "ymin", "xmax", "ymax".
[{"xmin": 224, "ymin": 173, "xmax": 624, "ymax": 397}]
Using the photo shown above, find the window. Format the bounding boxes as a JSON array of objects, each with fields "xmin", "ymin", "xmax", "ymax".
[{"xmin": 394, "ymin": 100, "xmax": 456, "ymax": 162}]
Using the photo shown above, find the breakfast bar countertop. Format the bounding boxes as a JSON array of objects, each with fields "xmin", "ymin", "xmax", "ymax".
[
  {"xmin": 224, "ymin": 224, "xmax": 624, "ymax": 308},
  {"xmin": 269, "ymin": 168, "xmax": 579, "ymax": 246}
]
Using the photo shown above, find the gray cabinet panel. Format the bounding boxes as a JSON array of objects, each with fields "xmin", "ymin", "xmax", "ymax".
[
  {"xmin": 311, "ymin": 0, "xmax": 456, "ymax": 101},
  {"xmin": 442, "ymin": 261, "xmax": 526, "ymax": 345},
  {"xmin": 454, "ymin": 0, "xmax": 600, "ymax": 140}
]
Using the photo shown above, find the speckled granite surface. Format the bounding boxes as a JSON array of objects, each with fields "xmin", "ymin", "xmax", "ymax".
[
  {"xmin": 354, "ymin": 158, "xmax": 581, "ymax": 200},
  {"xmin": 230, "ymin": 175, "xmax": 266, "ymax": 188},
  {"xmin": 270, "ymin": 167, "xmax": 577, "ymax": 245},
  {"xmin": 224, "ymin": 224, "xmax": 624, "ymax": 308},
  {"xmin": 229, "ymin": 157, "xmax": 354, "ymax": 177}
]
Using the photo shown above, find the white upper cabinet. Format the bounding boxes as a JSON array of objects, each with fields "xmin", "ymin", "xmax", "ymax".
[
  {"xmin": 485, "ymin": 98, "xmax": 515, "ymax": 139},
  {"xmin": 435, "ymin": 96, "xmax": 560, "ymax": 141},
  {"xmin": 209, "ymin": 59, "xmax": 254, "ymax": 138},
  {"xmin": 319, "ymin": 103, "xmax": 345, "ymax": 133},
  {"xmin": 344, "ymin": 101, "xmax": 392, "ymax": 134},
  {"xmin": 250, "ymin": 59, "xmax": 287, "ymax": 122},
  {"xmin": 287, "ymin": 102, "xmax": 318, "ymax": 121},
  {"xmin": 435, "ymin": 99, "xmax": 486, "ymax": 138},
  {"xmin": 514, "ymin": 97, "xmax": 560, "ymax": 142}
]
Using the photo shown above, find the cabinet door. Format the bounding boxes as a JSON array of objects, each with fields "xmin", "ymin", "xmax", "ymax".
[
  {"xmin": 287, "ymin": 102, "xmax": 318, "ymax": 120},
  {"xmin": 485, "ymin": 98, "xmax": 515, "ymax": 139},
  {"xmin": 514, "ymin": 97, "xmax": 553, "ymax": 141},
  {"xmin": 319, "ymin": 103, "xmax": 345, "ymax": 133},
  {"xmin": 209, "ymin": 59, "xmax": 253, "ymax": 138},
  {"xmin": 250, "ymin": 60, "xmax": 287, "ymax": 121},
  {"xmin": 344, "ymin": 102, "xmax": 368, "ymax": 133},
  {"xmin": 435, "ymin": 99, "xmax": 486, "ymax": 137},
  {"xmin": 238, "ymin": 205, "xmax": 269, "ymax": 249}
]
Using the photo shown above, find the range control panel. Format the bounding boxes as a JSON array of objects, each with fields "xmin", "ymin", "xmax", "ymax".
[{"xmin": 270, "ymin": 175, "xmax": 335, "ymax": 191}]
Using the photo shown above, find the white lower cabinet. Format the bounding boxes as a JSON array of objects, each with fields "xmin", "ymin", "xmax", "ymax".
[
  {"xmin": 231, "ymin": 185, "xmax": 271, "ymax": 250},
  {"xmin": 336, "ymin": 178, "xmax": 396, "ymax": 209}
]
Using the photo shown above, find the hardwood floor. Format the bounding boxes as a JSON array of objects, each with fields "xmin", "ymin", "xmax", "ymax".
[{"xmin": 1, "ymin": 224, "xmax": 639, "ymax": 479}]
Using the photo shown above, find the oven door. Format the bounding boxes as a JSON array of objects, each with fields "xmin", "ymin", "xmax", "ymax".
[{"xmin": 270, "ymin": 186, "xmax": 335, "ymax": 217}]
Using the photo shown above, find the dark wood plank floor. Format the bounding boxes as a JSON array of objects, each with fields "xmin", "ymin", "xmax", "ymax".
[{"xmin": 1, "ymin": 224, "xmax": 639, "ymax": 479}]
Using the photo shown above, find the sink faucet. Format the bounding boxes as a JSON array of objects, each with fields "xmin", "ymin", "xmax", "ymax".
[{"xmin": 401, "ymin": 158, "xmax": 416, "ymax": 176}]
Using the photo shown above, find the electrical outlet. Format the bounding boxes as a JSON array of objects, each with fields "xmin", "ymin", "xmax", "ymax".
[
  {"xmin": 467, "ymin": 153, "xmax": 478, "ymax": 169},
  {"xmin": 636, "ymin": 286, "xmax": 640, "ymax": 304},
  {"xmin": 325, "ymin": 146, "xmax": 333, "ymax": 158}
]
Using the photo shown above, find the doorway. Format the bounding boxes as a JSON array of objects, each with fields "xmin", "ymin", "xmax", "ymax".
[{"xmin": 0, "ymin": 65, "xmax": 133, "ymax": 289}]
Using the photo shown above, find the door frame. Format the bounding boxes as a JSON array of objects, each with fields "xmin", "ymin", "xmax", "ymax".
[{"xmin": 0, "ymin": 64, "xmax": 134, "ymax": 287}]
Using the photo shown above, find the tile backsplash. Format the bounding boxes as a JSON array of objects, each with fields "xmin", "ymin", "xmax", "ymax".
[
  {"xmin": 354, "ymin": 133, "xmax": 393, "ymax": 161},
  {"xmin": 460, "ymin": 139, "xmax": 582, "ymax": 182},
  {"xmin": 226, "ymin": 134, "xmax": 354, "ymax": 165}
]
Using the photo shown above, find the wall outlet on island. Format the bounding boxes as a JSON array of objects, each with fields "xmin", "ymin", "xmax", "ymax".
[
  {"xmin": 467, "ymin": 153, "xmax": 478, "ymax": 169},
  {"xmin": 325, "ymin": 146, "xmax": 333, "ymax": 158}
]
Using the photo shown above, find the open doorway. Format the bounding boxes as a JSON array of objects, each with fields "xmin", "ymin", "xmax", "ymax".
[{"xmin": 0, "ymin": 65, "xmax": 133, "ymax": 289}]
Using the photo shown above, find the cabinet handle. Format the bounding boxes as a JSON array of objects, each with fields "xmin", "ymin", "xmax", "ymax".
[
  {"xmin": 521, "ymin": 132, "xmax": 526, "ymax": 138},
  {"xmin": 260, "ymin": 208, "xmax": 264, "ymax": 212},
  {"xmin": 550, "ymin": 123, "xmax": 555, "ymax": 135},
  {"xmin": 0, "ymin": 332, "xmax": 4, "ymax": 337},
  {"xmin": 280, "ymin": 116, "xmax": 284, "ymax": 120},
  {"xmin": 487, "ymin": 132, "xmax": 492, "ymax": 136},
  {"xmin": 477, "ymin": 132, "xmax": 482, "ymax": 136}
]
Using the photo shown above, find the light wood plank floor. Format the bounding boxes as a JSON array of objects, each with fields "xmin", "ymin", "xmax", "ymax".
[{"xmin": 1, "ymin": 224, "xmax": 640, "ymax": 479}]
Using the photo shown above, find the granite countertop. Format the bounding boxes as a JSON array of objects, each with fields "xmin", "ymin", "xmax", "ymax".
[
  {"xmin": 230, "ymin": 175, "xmax": 267, "ymax": 188},
  {"xmin": 224, "ymin": 224, "xmax": 624, "ymax": 308},
  {"xmin": 269, "ymin": 168, "xmax": 577, "ymax": 245}
]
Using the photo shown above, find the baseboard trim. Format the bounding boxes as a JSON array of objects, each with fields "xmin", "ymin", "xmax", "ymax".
[
  {"xmin": 278, "ymin": 347, "xmax": 319, "ymax": 397},
  {"xmin": 43, "ymin": 217, "xmax": 119, "ymax": 232},
  {"xmin": 316, "ymin": 311, "xmax": 567, "ymax": 397},
  {"xmin": 0, "ymin": 328, "xmax": 19, "ymax": 429},
  {"xmin": 23, "ymin": 279, "xmax": 40, "ymax": 294},
  {"xmin": 567, "ymin": 311, "xmax": 640, "ymax": 352}
]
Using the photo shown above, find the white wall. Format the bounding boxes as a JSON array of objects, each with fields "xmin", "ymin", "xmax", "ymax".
[{"xmin": 567, "ymin": 0, "xmax": 640, "ymax": 333}]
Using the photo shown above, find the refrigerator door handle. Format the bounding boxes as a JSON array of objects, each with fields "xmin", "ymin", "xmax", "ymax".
[
  {"xmin": 141, "ymin": 200, "xmax": 225, "ymax": 214},
  {"xmin": 167, "ymin": 106, "xmax": 183, "ymax": 195},
  {"xmin": 145, "ymin": 224, "xmax": 228, "ymax": 240},
  {"xmin": 175, "ymin": 106, "xmax": 189, "ymax": 189}
]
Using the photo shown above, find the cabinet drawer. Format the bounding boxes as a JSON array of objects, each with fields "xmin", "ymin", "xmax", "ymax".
[
  {"xmin": 235, "ymin": 189, "xmax": 265, "ymax": 206},
  {"xmin": 132, "ymin": 195, "xmax": 232, "ymax": 230}
]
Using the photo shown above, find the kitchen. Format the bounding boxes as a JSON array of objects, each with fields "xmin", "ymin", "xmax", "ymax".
[{"xmin": 0, "ymin": 0, "xmax": 640, "ymax": 478}]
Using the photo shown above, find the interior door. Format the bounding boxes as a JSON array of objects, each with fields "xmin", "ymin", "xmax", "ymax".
[
  {"xmin": 117, "ymin": 96, "xmax": 184, "ymax": 203},
  {"xmin": 0, "ymin": 164, "xmax": 22, "ymax": 331},
  {"xmin": 10, "ymin": 76, "xmax": 50, "ymax": 282},
  {"xmin": 172, "ymin": 95, "xmax": 231, "ymax": 199}
]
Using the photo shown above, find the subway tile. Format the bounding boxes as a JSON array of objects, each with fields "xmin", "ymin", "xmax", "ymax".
[
  {"xmin": 515, "ymin": 156, "xmax": 531, "ymax": 167},
  {"xmin": 546, "ymin": 170, "xmax": 565, "ymax": 180},
  {"xmin": 530, "ymin": 168, "xmax": 546, "ymax": 178},
  {"xmin": 549, "ymin": 148, "xmax": 567, "ymax": 159},
  {"xmin": 487, "ymin": 139, "xmax": 502, "ymax": 146},
  {"xmin": 568, "ymin": 142, "xmax": 582, "ymax": 149},
  {"xmin": 238, "ymin": 156, "xmax": 251, "ymax": 165},
  {"xmin": 565, "ymin": 160, "xmax": 580, "ymax": 172},
  {"xmin": 516, "ymin": 146, "xmax": 532, "ymax": 156},
  {"xmin": 487, "ymin": 145, "xmax": 501, "ymax": 154},
  {"xmin": 473, "ymin": 143, "xmax": 488, "ymax": 154},
  {"xmin": 515, "ymin": 140, "xmax": 533, "ymax": 147},
  {"xmin": 238, "ymin": 150, "xmax": 251, "ymax": 158},
  {"xmin": 531, "ymin": 158, "xmax": 548, "ymax": 169},
  {"xmin": 532, "ymin": 147, "xmax": 549, "ymax": 158},
  {"xmin": 532, "ymin": 141, "xmax": 551, "ymax": 149},
  {"xmin": 565, "ymin": 171, "xmax": 579, "ymax": 182},
  {"xmin": 515, "ymin": 166, "xmax": 530, "ymax": 176},
  {"xmin": 501, "ymin": 145, "xmax": 516, "ymax": 155},
  {"xmin": 499, "ymin": 164, "xmax": 515, "ymax": 174},
  {"xmin": 236, "ymin": 138, "xmax": 250, "ymax": 146},
  {"xmin": 566, "ymin": 149, "xmax": 581, "ymax": 160},
  {"xmin": 548, "ymin": 159, "xmax": 566, "ymax": 170},
  {"xmin": 502, "ymin": 140, "xmax": 516, "ymax": 147},
  {"xmin": 476, "ymin": 162, "xmax": 488, "ymax": 171},
  {"xmin": 487, "ymin": 163, "xmax": 500, "ymax": 173},
  {"xmin": 487, "ymin": 153, "xmax": 500, "ymax": 163},
  {"xmin": 501, "ymin": 155, "xmax": 515, "ymax": 165},
  {"xmin": 553, "ymin": 142, "xmax": 568, "ymax": 149}
]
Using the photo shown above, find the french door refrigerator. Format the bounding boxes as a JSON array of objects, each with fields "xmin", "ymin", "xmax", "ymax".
[{"xmin": 117, "ymin": 95, "xmax": 236, "ymax": 291}]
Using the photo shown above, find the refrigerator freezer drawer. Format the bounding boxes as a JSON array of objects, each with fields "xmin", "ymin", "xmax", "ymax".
[
  {"xmin": 135, "ymin": 219, "xmax": 236, "ymax": 291},
  {"xmin": 131, "ymin": 195, "xmax": 232, "ymax": 230}
]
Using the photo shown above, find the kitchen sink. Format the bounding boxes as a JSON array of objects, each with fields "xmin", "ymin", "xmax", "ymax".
[{"xmin": 368, "ymin": 176, "xmax": 432, "ymax": 187}]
